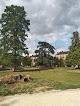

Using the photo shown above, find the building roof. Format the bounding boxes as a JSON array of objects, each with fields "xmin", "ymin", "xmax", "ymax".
[
  {"xmin": 56, "ymin": 51, "xmax": 69, "ymax": 55},
  {"xmin": 30, "ymin": 55, "xmax": 35, "ymax": 57}
]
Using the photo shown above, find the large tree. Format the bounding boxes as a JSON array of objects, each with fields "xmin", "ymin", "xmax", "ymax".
[
  {"xmin": 65, "ymin": 31, "xmax": 80, "ymax": 67},
  {"xmin": 35, "ymin": 42, "xmax": 55, "ymax": 67},
  {"xmin": 0, "ymin": 5, "xmax": 30, "ymax": 71}
]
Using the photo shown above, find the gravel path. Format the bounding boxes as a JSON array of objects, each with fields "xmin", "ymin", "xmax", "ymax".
[{"xmin": 0, "ymin": 89, "xmax": 80, "ymax": 106}]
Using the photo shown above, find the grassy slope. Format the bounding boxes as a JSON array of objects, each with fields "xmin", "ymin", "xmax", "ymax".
[{"xmin": 0, "ymin": 67, "xmax": 80, "ymax": 96}]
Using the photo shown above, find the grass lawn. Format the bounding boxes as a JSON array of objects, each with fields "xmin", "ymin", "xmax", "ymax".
[{"xmin": 0, "ymin": 67, "xmax": 80, "ymax": 96}]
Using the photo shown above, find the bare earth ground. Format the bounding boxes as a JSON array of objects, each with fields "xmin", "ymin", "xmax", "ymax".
[{"xmin": 0, "ymin": 89, "xmax": 80, "ymax": 106}]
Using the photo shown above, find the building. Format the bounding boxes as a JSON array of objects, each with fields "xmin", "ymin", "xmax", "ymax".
[
  {"xmin": 30, "ymin": 55, "xmax": 38, "ymax": 66},
  {"xmin": 56, "ymin": 51, "xmax": 69, "ymax": 60}
]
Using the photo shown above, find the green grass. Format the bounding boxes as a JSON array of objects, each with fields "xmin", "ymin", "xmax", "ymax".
[{"xmin": 0, "ymin": 67, "xmax": 80, "ymax": 96}]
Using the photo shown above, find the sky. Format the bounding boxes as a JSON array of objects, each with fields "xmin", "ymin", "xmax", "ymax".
[{"xmin": 0, "ymin": 0, "xmax": 80, "ymax": 56}]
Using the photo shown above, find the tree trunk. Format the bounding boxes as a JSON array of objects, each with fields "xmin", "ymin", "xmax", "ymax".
[
  {"xmin": 13, "ymin": 50, "xmax": 16, "ymax": 72},
  {"xmin": 13, "ymin": 65, "xmax": 16, "ymax": 72},
  {"xmin": 13, "ymin": 57, "xmax": 16, "ymax": 72}
]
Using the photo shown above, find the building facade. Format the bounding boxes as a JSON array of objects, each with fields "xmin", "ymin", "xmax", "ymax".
[
  {"xmin": 56, "ymin": 51, "xmax": 69, "ymax": 60},
  {"xmin": 30, "ymin": 55, "xmax": 38, "ymax": 66}
]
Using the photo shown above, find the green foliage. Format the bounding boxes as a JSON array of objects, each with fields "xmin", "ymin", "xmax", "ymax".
[
  {"xmin": 65, "ymin": 49, "xmax": 80, "ymax": 66},
  {"xmin": 0, "ymin": 5, "xmax": 30, "ymax": 71},
  {"xmin": 35, "ymin": 42, "xmax": 55, "ymax": 67},
  {"xmin": 65, "ymin": 31, "xmax": 80, "ymax": 66},
  {"xmin": 60, "ymin": 58, "xmax": 64, "ymax": 67},
  {"xmin": 35, "ymin": 56, "xmax": 53, "ymax": 67},
  {"xmin": 53, "ymin": 57, "xmax": 60, "ymax": 67},
  {"xmin": 69, "ymin": 31, "xmax": 80, "ymax": 52},
  {"xmin": 0, "ymin": 53, "xmax": 21, "ymax": 67},
  {"xmin": 21, "ymin": 56, "xmax": 32, "ymax": 66}
]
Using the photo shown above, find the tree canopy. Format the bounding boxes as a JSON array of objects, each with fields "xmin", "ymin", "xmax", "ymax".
[
  {"xmin": 21, "ymin": 56, "xmax": 32, "ymax": 66},
  {"xmin": 65, "ymin": 31, "xmax": 80, "ymax": 66},
  {"xmin": 35, "ymin": 42, "xmax": 55, "ymax": 67},
  {"xmin": 52, "ymin": 57, "xmax": 60, "ymax": 67},
  {"xmin": 69, "ymin": 31, "xmax": 80, "ymax": 52},
  {"xmin": 60, "ymin": 58, "xmax": 64, "ymax": 67},
  {"xmin": 0, "ymin": 5, "xmax": 30, "ymax": 71},
  {"xmin": 0, "ymin": 53, "xmax": 21, "ymax": 67}
]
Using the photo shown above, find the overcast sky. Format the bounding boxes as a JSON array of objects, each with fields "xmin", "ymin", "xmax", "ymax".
[{"xmin": 0, "ymin": 0, "xmax": 80, "ymax": 55}]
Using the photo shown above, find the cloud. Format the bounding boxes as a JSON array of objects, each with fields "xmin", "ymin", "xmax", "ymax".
[{"xmin": 0, "ymin": 0, "xmax": 80, "ymax": 55}]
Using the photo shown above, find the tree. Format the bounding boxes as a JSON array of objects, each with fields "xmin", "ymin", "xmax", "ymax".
[
  {"xmin": 69, "ymin": 31, "xmax": 80, "ymax": 52},
  {"xmin": 35, "ymin": 42, "xmax": 55, "ymax": 67},
  {"xmin": 0, "ymin": 5, "xmax": 30, "ymax": 71},
  {"xmin": 21, "ymin": 56, "xmax": 32, "ymax": 66},
  {"xmin": 53, "ymin": 57, "xmax": 60, "ymax": 67},
  {"xmin": 0, "ymin": 53, "xmax": 21, "ymax": 67},
  {"xmin": 65, "ymin": 49, "xmax": 80, "ymax": 67},
  {"xmin": 60, "ymin": 58, "xmax": 64, "ymax": 67},
  {"xmin": 65, "ymin": 31, "xmax": 80, "ymax": 67}
]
